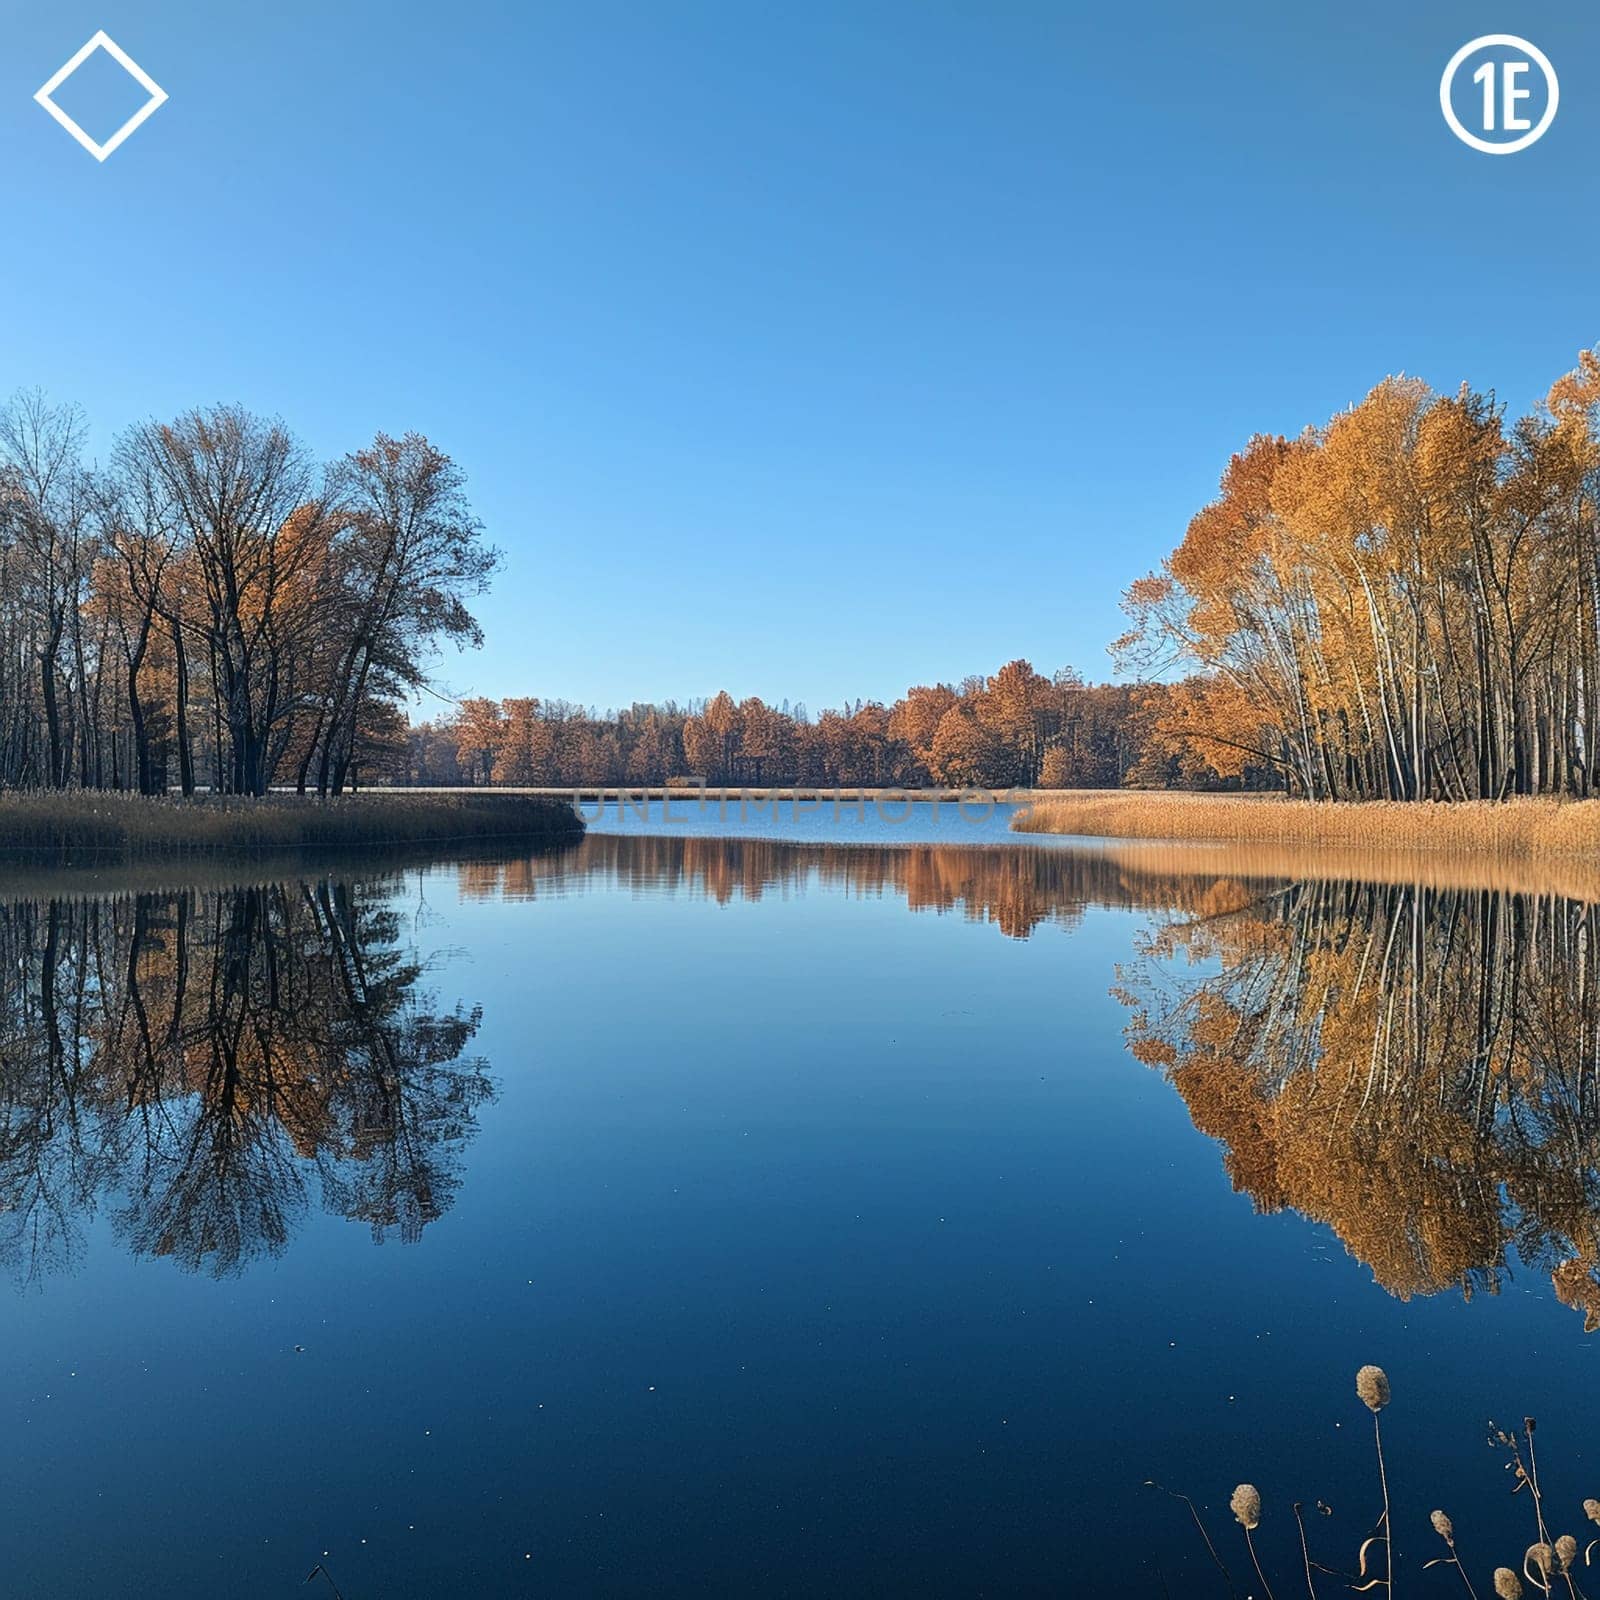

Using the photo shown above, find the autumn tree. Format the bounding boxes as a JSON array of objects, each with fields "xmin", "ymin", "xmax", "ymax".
[
  {"xmin": 0, "ymin": 392, "xmax": 94, "ymax": 786},
  {"xmin": 312, "ymin": 433, "xmax": 497, "ymax": 795},
  {"xmin": 0, "ymin": 389, "xmax": 496, "ymax": 799},
  {"xmin": 120, "ymin": 407, "xmax": 334, "ymax": 795},
  {"xmin": 1118, "ymin": 348, "xmax": 1600, "ymax": 801},
  {"xmin": 682, "ymin": 691, "xmax": 742, "ymax": 782},
  {"xmin": 415, "ymin": 669, "xmax": 1194, "ymax": 791},
  {"xmin": 454, "ymin": 697, "xmax": 504, "ymax": 784},
  {"xmin": 888, "ymin": 684, "xmax": 956, "ymax": 774},
  {"xmin": 927, "ymin": 705, "xmax": 1007, "ymax": 786}
]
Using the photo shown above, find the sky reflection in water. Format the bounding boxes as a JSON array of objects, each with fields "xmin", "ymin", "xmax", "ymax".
[{"xmin": 0, "ymin": 820, "xmax": 1595, "ymax": 1597}]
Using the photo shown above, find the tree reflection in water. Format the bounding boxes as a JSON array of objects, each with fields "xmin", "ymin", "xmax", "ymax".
[
  {"xmin": 1120, "ymin": 875, "xmax": 1600, "ymax": 1330},
  {"xmin": 0, "ymin": 879, "xmax": 489, "ymax": 1283},
  {"xmin": 456, "ymin": 834, "xmax": 1119, "ymax": 939},
  {"xmin": 477, "ymin": 834, "xmax": 1600, "ymax": 1331},
  {"xmin": 11, "ymin": 835, "xmax": 1600, "ymax": 1333}
]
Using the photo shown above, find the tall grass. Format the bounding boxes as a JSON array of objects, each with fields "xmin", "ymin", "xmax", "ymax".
[
  {"xmin": 1014, "ymin": 791, "xmax": 1600, "ymax": 860},
  {"xmin": 1159, "ymin": 1368, "xmax": 1600, "ymax": 1600},
  {"xmin": 0, "ymin": 790, "xmax": 583, "ymax": 862},
  {"xmin": 1073, "ymin": 836, "xmax": 1600, "ymax": 904}
]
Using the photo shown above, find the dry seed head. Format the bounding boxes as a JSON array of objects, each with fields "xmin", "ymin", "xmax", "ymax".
[
  {"xmin": 1431, "ymin": 1510, "xmax": 1454, "ymax": 1540},
  {"xmin": 1230, "ymin": 1484, "xmax": 1261, "ymax": 1530},
  {"xmin": 1556, "ymin": 1535, "xmax": 1578, "ymax": 1571},
  {"xmin": 1494, "ymin": 1570, "xmax": 1524, "ymax": 1599},
  {"xmin": 1527, "ymin": 1542, "xmax": 1553, "ymax": 1576},
  {"xmin": 1585, "ymin": 1498, "xmax": 1600, "ymax": 1526},
  {"xmin": 1355, "ymin": 1364, "xmax": 1391, "ymax": 1412}
]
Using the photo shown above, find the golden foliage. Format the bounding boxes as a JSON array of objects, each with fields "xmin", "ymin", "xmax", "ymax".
[
  {"xmin": 1120, "ymin": 872, "xmax": 1600, "ymax": 1327},
  {"xmin": 1123, "ymin": 346, "xmax": 1600, "ymax": 802}
]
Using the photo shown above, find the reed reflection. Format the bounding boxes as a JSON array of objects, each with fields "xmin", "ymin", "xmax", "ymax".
[
  {"xmin": 1121, "ymin": 877, "xmax": 1600, "ymax": 1329},
  {"xmin": 0, "ymin": 878, "xmax": 489, "ymax": 1283}
]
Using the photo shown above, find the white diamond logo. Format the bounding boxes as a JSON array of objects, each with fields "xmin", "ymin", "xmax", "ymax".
[{"xmin": 35, "ymin": 30, "xmax": 168, "ymax": 162}]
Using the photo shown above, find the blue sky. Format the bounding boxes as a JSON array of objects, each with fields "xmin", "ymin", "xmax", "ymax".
[{"xmin": 1, "ymin": 0, "xmax": 1595, "ymax": 713}]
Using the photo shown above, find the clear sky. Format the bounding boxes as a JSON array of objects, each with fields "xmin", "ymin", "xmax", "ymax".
[{"xmin": 1, "ymin": 0, "xmax": 1594, "ymax": 713}]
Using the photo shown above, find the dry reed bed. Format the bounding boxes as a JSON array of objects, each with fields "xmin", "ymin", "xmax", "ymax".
[
  {"xmin": 0, "ymin": 790, "xmax": 584, "ymax": 862},
  {"xmin": 1087, "ymin": 836, "xmax": 1600, "ymax": 905},
  {"xmin": 1014, "ymin": 791, "xmax": 1600, "ymax": 859}
]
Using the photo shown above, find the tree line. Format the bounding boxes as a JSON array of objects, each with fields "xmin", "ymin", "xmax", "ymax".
[
  {"xmin": 404, "ymin": 665, "xmax": 1256, "ymax": 790},
  {"xmin": 36, "ymin": 341, "xmax": 1595, "ymax": 806},
  {"xmin": 1121, "ymin": 344, "xmax": 1600, "ymax": 799},
  {"xmin": 0, "ymin": 391, "xmax": 494, "ymax": 796}
]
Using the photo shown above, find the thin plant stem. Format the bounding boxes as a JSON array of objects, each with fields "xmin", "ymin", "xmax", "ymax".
[
  {"xmin": 1245, "ymin": 1525, "xmax": 1280, "ymax": 1600},
  {"xmin": 305, "ymin": 1567, "xmax": 346, "ymax": 1600},
  {"xmin": 1441, "ymin": 1539, "xmax": 1480, "ymax": 1600},
  {"xmin": 1151, "ymin": 1556, "xmax": 1174, "ymax": 1600},
  {"xmin": 1293, "ymin": 1501, "xmax": 1320, "ymax": 1599},
  {"xmin": 1498, "ymin": 1429, "xmax": 1554, "ymax": 1597},
  {"xmin": 1145, "ymin": 1480, "xmax": 1241, "ymax": 1598},
  {"xmin": 1373, "ymin": 1411, "xmax": 1394, "ymax": 1595},
  {"xmin": 1526, "ymin": 1420, "xmax": 1554, "ymax": 1555},
  {"xmin": 1522, "ymin": 1422, "xmax": 1586, "ymax": 1600}
]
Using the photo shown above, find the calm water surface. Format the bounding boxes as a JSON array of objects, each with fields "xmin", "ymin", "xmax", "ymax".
[
  {"xmin": 581, "ymin": 792, "xmax": 1035, "ymax": 843},
  {"xmin": 0, "ymin": 813, "xmax": 1595, "ymax": 1596}
]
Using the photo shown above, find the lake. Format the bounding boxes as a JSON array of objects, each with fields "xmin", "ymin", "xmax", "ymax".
[{"xmin": 0, "ymin": 805, "xmax": 1595, "ymax": 1597}]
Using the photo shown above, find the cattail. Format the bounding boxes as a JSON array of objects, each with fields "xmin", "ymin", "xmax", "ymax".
[
  {"xmin": 1585, "ymin": 1497, "xmax": 1600, "ymax": 1525},
  {"xmin": 1555, "ymin": 1534, "xmax": 1578, "ymax": 1571},
  {"xmin": 1494, "ymin": 1569, "xmax": 1523, "ymax": 1599},
  {"xmin": 1431, "ymin": 1509, "xmax": 1455, "ymax": 1540},
  {"xmin": 1355, "ymin": 1365, "xmax": 1391, "ymax": 1412},
  {"xmin": 1231, "ymin": 1483, "xmax": 1262, "ymax": 1530},
  {"xmin": 1526, "ymin": 1542, "xmax": 1553, "ymax": 1578}
]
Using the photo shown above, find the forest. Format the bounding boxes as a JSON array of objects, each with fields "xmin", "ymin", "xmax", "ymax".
[
  {"xmin": 401, "ymin": 668, "xmax": 1227, "ymax": 791},
  {"xmin": 0, "ymin": 392, "xmax": 493, "ymax": 796},
  {"xmin": 408, "ymin": 344, "xmax": 1600, "ymax": 800},
  {"xmin": 1118, "ymin": 345, "xmax": 1600, "ymax": 800},
  {"xmin": 16, "ymin": 343, "xmax": 1600, "ymax": 804}
]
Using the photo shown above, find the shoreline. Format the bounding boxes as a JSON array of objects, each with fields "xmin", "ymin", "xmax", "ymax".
[
  {"xmin": 1011, "ymin": 790, "xmax": 1600, "ymax": 859},
  {"xmin": 0, "ymin": 790, "xmax": 584, "ymax": 865},
  {"xmin": 387, "ymin": 784, "xmax": 1034, "ymax": 803}
]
